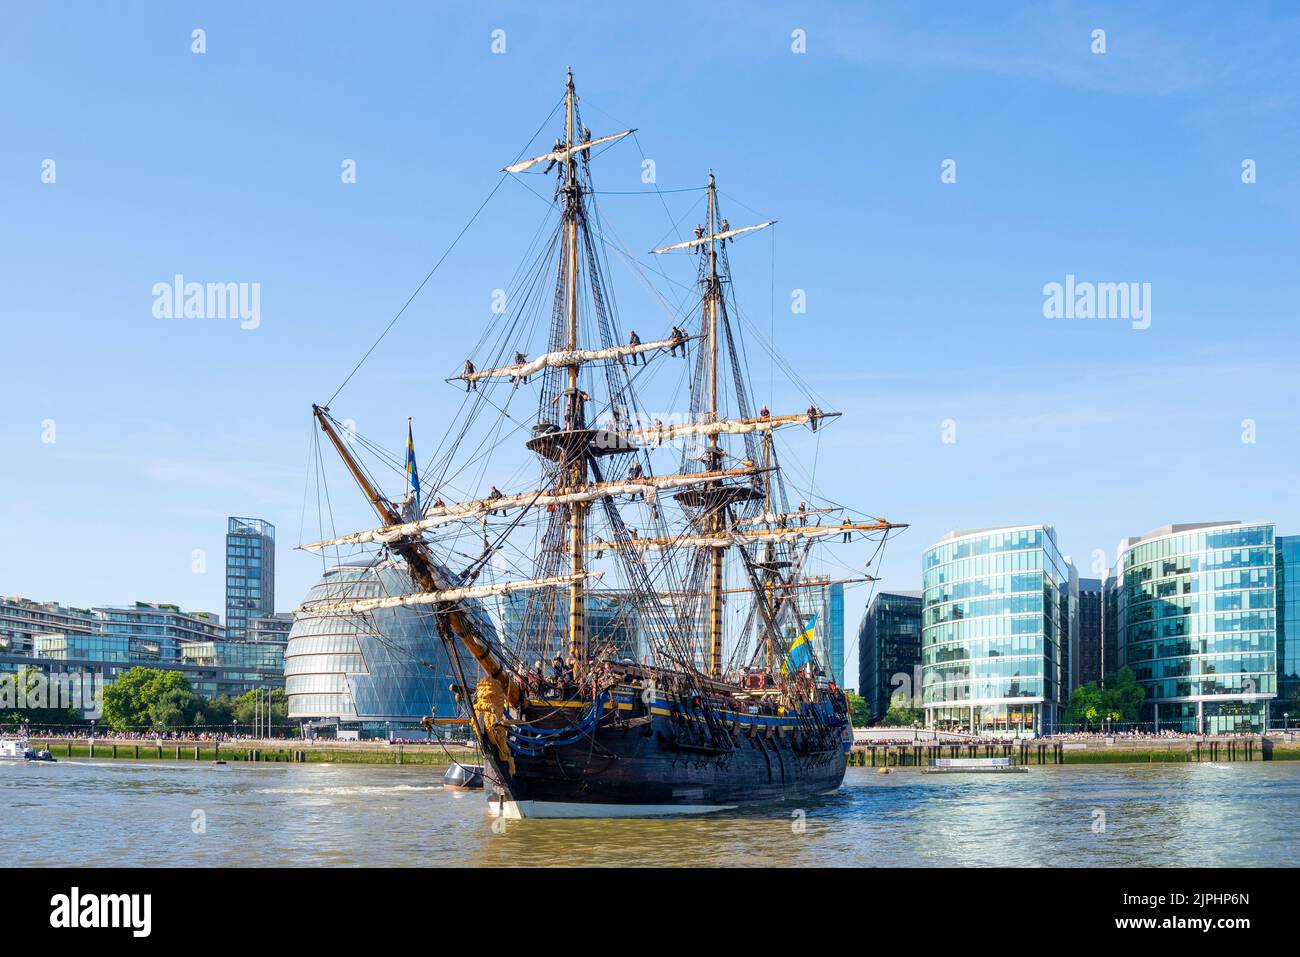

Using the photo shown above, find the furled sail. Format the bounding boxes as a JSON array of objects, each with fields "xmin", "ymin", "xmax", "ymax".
[
  {"xmin": 610, "ymin": 411, "xmax": 835, "ymax": 446},
  {"xmin": 650, "ymin": 220, "xmax": 775, "ymax": 254},
  {"xmin": 302, "ymin": 573, "xmax": 601, "ymax": 616},
  {"xmin": 300, "ymin": 467, "xmax": 763, "ymax": 553},
  {"xmin": 585, "ymin": 521, "xmax": 896, "ymax": 552},
  {"xmin": 503, "ymin": 130, "xmax": 635, "ymax": 173},
  {"xmin": 455, "ymin": 335, "xmax": 694, "ymax": 382},
  {"xmin": 734, "ymin": 507, "xmax": 838, "ymax": 528}
]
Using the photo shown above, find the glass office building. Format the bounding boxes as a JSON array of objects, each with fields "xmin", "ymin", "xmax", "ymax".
[
  {"xmin": 827, "ymin": 582, "xmax": 845, "ymax": 687},
  {"xmin": 858, "ymin": 590, "xmax": 922, "ymax": 723},
  {"xmin": 1102, "ymin": 573, "xmax": 1121, "ymax": 683},
  {"xmin": 26, "ymin": 631, "xmax": 282, "ymax": 699},
  {"xmin": 250, "ymin": 612, "xmax": 294, "ymax": 643},
  {"xmin": 922, "ymin": 525, "xmax": 1077, "ymax": 736},
  {"xmin": 1117, "ymin": 522, "xmax": 1277, "ymax": 733},
  {"xmin": 1077, "ymin": 578, "xmax": 1104, "ymax": 685},
  {"xmin": 226, "ymin": 517, "xmax": 276, "ymax": 640},
  {"xmin": 93, "ymin": 602, "xmax": 223, "ymax": 662},
  {"xmin": 285, "ymin": 559, "xmax": 484, "ymax": 735},
  {"xmin": 1279, "ymin": 535, "xmax": 1300, "ymax": 707},
  {"xmin": 0, "ymin": 597, "xmax": 99, "ymax": 656},
  {"xmin": 179, "ymin": 640, "xmax": 286, "ymax": 699}
]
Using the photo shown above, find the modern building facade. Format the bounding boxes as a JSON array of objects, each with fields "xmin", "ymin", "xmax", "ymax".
[
  {"xmin": 922, "ymin": 525, "xmax": 1077, "ymax": 736},
  {"xmin": 1116, "ymin": 522, "xmax": 1277, "ymax": 733},
  {"xmin": 827, "ymin": 582, "xmax": 845, "ymax": 687},
  {"xmin": 1102, "ymin": 573, "xmax": 1121, "ymax": 683},
  {"xmin": 16, "ymin": 629, "xmax": 283, "ymax": 702},
  {"xmin": 93, "ymin": 602, "xmax": 223, "ymax": 662},
  {"xmin": 285, "ymin": 559, "xmax": 481, "ymax": 736},
  {"xmin": 179, "ymin": 640, "xmax": 286, "ymax": 699},
  {"xmin": 226, "ymin": 517, "xmax": 276, "ymax": 640},
  {"xmin": 1077, "ymin": 578, "xmax": 1103, "ymax": 685},
  {"xmin": 1277, "ymin": 535, "xmax": 1300, "ymax": 708},
  {"xmin": 858, "ymin": 590, "xmax": 922, "ymax": 723},
  {"xmin": 0, "ymin": 597, "xmax": 98, "ymax": 656},
  {"xmin": 250, "ymin": 612, "xmax": 294, "ymax": 643},
  {"xmin": 3, "ymin": 595, "xmax": 281, "ymax": 702}
]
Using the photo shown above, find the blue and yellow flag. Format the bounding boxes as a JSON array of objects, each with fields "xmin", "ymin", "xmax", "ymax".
[
  {"xmin": 405, "ymin": 420, "xmax": 421, "ymax": 510},
  {"xmin": 784, "ymin": 614, "xmax": 817, "ymax": 673}
]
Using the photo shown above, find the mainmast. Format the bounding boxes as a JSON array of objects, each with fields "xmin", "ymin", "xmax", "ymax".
[
  {"xmin": 562, "ymin": 66, "xmax": 587, "ymax": 665},
  {"xmin": 705, "ymin": 171, "xmax": 725, "ymax": 677}
]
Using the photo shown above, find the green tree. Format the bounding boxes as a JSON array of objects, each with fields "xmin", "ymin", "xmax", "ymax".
[
  {"xmin": 231, "ymin": 688, "xmax": 289, "ymax": 735},
  {"xmin": 197, "ymin": 695, "xmax": 236, "ymax": 728},
  {"xmin": 881, "ymin": 692, "xmax": 923, "ymax": 727},
  {"xmin": 1105, "ymin": 666, "xmax": 1145, "ymax": 724},
  {"xmin": 101, "ymin": 668, "xmax": 199, "ymax": 732},
  {"xmin": 1066, "ymin": 681, "xmax": 1104, "ymax": 729},
  {"xmin": 845, "ymin": 690, "xmax": 870, "ymax": 727},
  {"xmin": 1066, "ymin": 667, "xmax": 1145, "ymax": 730}
]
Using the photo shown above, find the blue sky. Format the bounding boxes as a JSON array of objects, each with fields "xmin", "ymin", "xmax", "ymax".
[{"xmin": 3, "ymin": 2, "xmax": 1299, "ymax": 681}]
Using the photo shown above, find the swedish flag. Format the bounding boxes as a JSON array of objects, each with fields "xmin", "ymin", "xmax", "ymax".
[
  {"xmin": 784, "ymin": 614, "xmax": 817, "ymax": 672},
  {"xmin": 405, "ymin": 419, "xmax": 421, "ymax": 510}
]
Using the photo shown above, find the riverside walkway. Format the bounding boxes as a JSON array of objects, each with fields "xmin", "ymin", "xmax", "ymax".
[
  {"xmin": 849, "ymin": 733, "xmax": 1300, "ymax": 768},
  {"xmin": 25, "ymin": 736, "xmax": 478, "ymax": 765}
]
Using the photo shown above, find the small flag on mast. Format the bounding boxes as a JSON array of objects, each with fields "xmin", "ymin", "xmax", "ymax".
[
  {"xmin": 405, "ymin": 418, "xmax": 421, "ymax": 510},
  {"xmin": 783, "ymin": 614, "xmax": 817, "ymax": 674}
]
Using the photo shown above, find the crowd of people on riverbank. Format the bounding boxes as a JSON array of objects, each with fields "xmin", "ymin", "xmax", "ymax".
[
  {"xmin": 4, "ymin": 729, "xmax": 276, "ymax": 742},
  {"xmin": 1047, "ymin": 729, "xmax": 1224, "ymax": 741}
]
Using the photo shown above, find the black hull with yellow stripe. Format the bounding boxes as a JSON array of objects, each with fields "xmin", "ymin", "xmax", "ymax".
[{"xmin": 482, "ymin": 683, "xmax": 851, "ymax": 819}]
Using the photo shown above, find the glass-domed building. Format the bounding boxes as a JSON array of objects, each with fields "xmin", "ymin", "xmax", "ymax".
[{"xmin": 285, "ymin": 558, "xmax": 485, "ymax": 738}]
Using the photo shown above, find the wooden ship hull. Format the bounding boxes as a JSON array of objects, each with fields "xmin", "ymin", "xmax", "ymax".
[{"xmin": 483, "ymin": 683, "xmax": 851, "ymax": 818}]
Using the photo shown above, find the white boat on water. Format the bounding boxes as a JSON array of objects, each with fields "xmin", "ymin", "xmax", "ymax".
[{"xmin": 0, "ymin": 739, "xmax": 31, "ymax": 760}]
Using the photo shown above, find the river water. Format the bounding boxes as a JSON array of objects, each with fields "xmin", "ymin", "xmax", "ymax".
[{"xmin": 5, "ymin": 758, "xmax": 1298, "ymax": 867}]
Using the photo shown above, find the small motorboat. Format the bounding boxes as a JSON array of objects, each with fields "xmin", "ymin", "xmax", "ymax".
[
  {"xmin": 0, "ymin": 739, "xmax": 31, "ymax": 761},
  {"xmin": 24, "ymin": 747, "xmax": 57, "ymax": 762},
  {"xmin": 442, "ymin": 763, "xmax": 484, "ymax": 790}
]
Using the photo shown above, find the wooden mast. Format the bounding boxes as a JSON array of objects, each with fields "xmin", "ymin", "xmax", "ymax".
[
  {"xmin": 564, "ymin": 67, "xmax": 587, "ymax": 666},
  {"xmin": 762, "ymin": 430, "xmax": 777, "ymax": 673},
  {"xmin": 705, "ymin": 171, "xmax": 725, "ymax": 677}
]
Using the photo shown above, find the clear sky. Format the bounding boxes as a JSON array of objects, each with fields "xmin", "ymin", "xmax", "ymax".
[{"xmin": 3, "ymin": 2, "xmax": 1299, "ymax": 683}]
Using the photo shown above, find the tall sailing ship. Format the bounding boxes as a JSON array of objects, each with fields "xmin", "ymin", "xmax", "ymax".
[{"xmin": 302, "ymin": 70, "xmax": 904, "ymax": 818}]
